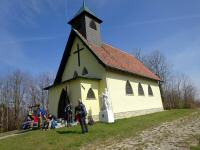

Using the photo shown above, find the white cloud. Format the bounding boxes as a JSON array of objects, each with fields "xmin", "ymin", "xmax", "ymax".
[
  {"xmin": 115, "ymin": 15, "xmax": 200, "ymax": 28},
  {"xmin": 0, "ymin": 0, "xmax": 68, "ymax": 73},
  {"xmin": 0, "ymin": 0, "xmax": 65, "ymax": 27},
  {"xmin": 0, "ymin": 27, "xmax": 66, "ymax": 70},
  {"xmin": 0, "ymin": 34, "xmax": 65, "ymax": 45}
]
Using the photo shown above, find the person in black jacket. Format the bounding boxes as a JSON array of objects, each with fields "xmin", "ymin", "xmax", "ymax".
[
  {"xmin": 77, "ymin": 100, "xmax": 88, "ymax": 134},
  {"xmin": 65, "ymin": 104, "xmax": 73, "ymax": 127}
]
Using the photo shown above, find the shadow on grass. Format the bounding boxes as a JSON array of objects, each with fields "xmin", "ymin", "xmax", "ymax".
[{"xmin": 56, "ymin": 130, "xmax": 81, "ymax": 135}]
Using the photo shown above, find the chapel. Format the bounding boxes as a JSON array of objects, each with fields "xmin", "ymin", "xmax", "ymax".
[{"xmin": 45, "ymin": 1, "xmax": 164, "ymax": 121}]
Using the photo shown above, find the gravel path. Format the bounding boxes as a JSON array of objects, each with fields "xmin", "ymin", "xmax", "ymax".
[
  {"xmin": 0, "ymin": 133, "xmax": 21, "ymax": 140},
  {"xmin": 0, "ymin": 129, "xmax": 30, "ymax": 140},
  {"xmin": 83, "ymin": 111, "xmax": 200, "ymax": 150}
]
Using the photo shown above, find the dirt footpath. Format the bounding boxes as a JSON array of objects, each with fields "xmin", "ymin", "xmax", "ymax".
[
  {"xmin": 84, "ymin": 111, "xmax": 200, "ymax": 150},
  {"xmin": 0, "ymin": 129, "xmax": 30, "ymax": 140}
]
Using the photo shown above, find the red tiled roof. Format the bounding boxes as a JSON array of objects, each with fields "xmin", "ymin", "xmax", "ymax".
[
  {"xmin": 73, "ymin": 29, "xmax": 160, "ymax": 81},
  {"xmin": 88, "ymin": 43, "xmax": 160, "ymax": 81}
]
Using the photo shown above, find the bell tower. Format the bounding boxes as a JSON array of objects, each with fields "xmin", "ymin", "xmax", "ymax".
[{"xmin": 68, "ymin": 1, "xmax": 103, "ymax": 46}]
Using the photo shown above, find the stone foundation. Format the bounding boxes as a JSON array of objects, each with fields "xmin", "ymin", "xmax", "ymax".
[
  {"xmin": 87, "ymin": 115, "xmax": 99, "ymax": 122},
  {"xmin": 114, "ymin": 108, "xmax": 164, "ymax": 120},
  {"xmin": 89, "ymin": 108, "xmax": 164, "ymax": 122}
]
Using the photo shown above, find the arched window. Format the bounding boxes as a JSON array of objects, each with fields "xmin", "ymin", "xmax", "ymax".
[
  {"xmin": 87, "ymin": 88, "xmax": 96, "ymax": 99},
  {"xmin": 73, "ymin": 71, "xmax": 78, "ymax": 78},
  {"xmin": 126, "ymin": 80, "xmax": 133, "ymax": 95},
  {"xmin": 90, "ymin": 20, "xmax": 97, "ymax": 30},
  {"xmin": 148, "ymin": 85, "xmax": 153, "ymax": 96},
  {"xmin": 82, "ymin": 67, "xmax": 88, "ymax": 75},
  {"xmin": 138, "ymin": 82, "xmax": 144, "ymax": 96}
]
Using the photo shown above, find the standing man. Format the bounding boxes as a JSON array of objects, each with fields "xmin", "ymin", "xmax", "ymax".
[
  {"xmin": 77, "ymin": 100, "xmax": 88, "ymax": 134},
  {"xmin": 65, "ymin": 104, "xmax": 73, "ymax": 127}
]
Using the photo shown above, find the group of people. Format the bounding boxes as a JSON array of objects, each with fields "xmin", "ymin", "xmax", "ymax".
[
  {"xmin": 23, "ymin": 100, "xmax": 89, "ymax": 134},
  {"xmin": 23, "ymin": 104, "xmax": 56, "ymax": 130}
]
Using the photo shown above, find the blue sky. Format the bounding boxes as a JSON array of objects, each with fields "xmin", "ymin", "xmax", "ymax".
[{"xmin": 0, "ymin": 0, "xmax": 200, "ymax": 92}]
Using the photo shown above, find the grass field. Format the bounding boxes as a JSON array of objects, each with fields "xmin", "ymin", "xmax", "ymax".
[{"xmin": 0, "ymin": 109, "xmax": 197, "ymax": 150}]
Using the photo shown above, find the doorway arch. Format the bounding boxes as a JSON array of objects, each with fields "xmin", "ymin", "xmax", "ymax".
[{"xmin": 57, "ymin": 89, "xmax": 70, "ymax": 118}]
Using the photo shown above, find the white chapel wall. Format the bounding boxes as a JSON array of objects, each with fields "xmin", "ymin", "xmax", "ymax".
[
  {"xmin": 80, "ymin": 79, "xmax": 101, "ymax": 117},
  {"xmin": 48, "ymin": 83, "xmax": 67, "ymax": 116},
  {"xmin": 106, "ymin": 71, "xmax": 164, "ymax": 115}
]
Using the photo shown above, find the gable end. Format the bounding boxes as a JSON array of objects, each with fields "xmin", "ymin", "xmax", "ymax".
[{"xmin": 54, "ymin": 29, "xmax": 106, "ymax": 84}]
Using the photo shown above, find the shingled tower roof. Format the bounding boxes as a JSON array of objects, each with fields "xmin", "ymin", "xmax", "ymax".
[{"xmin": 68, "ymin": 1, "xmax": 102, "ymax": 25}]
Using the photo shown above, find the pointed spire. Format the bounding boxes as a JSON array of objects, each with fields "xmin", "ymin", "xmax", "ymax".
[
  {"xmin": 72, "ymin": 0, "xmax": 96, "ymax": 19},
  {"xmin": 83, "ymin": 0, "xmax": 86, "ymax": 8},
  {"xmin": 68, "ymin": 0, "xmax": 102, "ymax": 24}
]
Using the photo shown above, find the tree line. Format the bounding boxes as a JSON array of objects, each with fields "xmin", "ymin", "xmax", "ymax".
[
  {"xmin": 0, "ymin": 71, "xmax": 54, "ymax": 132},
  {"xmin": 133, "ymin": 49, "xmax": 200, "ymax": 109}
]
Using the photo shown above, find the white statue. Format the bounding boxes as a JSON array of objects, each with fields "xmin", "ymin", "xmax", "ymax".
[
  {"xmin": 100, "ymin": 88, "xmax": 114, "ymax": 123},
  {"xmin": 102, "ymin": 88, "xmax": 112, "ymax": 111}
]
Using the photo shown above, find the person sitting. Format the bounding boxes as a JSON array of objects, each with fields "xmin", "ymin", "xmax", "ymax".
[
  {"xmin": 43, "ymin": 119, "xmax": 49, "ymax": 131},
  {"xmin": 35, "ymin": 104, "xmax": 42, "ymax": 128},
  {"xmin": 32, "ymin": 114, "xmax": 39, "ymax": 129},
  {"xmin": 40, "ymin": 107, "xmax": 48, "ymax": 130},
  {"xmin": 28, "ymin": 105, "xmax": 34, "ymax": 119},
  {"xmin": 51, "ymin": 115, "xmax": 57, "ymax": 129},
  {"xmin": 22, "ymin": 116, "xmax": 32, "ymax": 130}
]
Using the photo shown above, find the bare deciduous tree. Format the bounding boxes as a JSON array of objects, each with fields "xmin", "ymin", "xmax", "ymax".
[
  {"xmin": 0, "ymin": 70, "xmax": 54, "ymax": 132},
  {"xmin": 37, "ymin": 72, "xmax": 54, "ymax": 109},
  {"xmin": 132, "ymin": 49, "xmax": 198, "ymax": 110}
]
